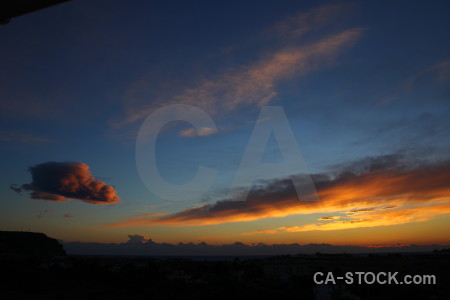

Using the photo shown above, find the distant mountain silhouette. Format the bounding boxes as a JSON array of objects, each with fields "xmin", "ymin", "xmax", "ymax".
[
  {"xmin": 64, "ymin": 234, "xmax": 450, "ymax": 256},
  {"xmin": 0, "ymin": 231, "xmax": 66, "ymax": 257}
]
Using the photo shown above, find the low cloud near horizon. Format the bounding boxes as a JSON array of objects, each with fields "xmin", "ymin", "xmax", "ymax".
[{"xmin": 11, "ymin": 161, "xmax": 120, "ymax": 204}]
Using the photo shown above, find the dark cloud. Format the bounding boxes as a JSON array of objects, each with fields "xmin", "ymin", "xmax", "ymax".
[
  {"xmin": 382, "ymin": 206, "xmax": 398, "ymax": 209},
  {"xmin": 64, "ymin": 214, "xmax": 74, "ymax": 218},
  {"xmin": 349, "ymin": 208, "xmax": 375, "ymax": 213},
  {"xmin": 127, "ymin": 234, "xmax": 149, "ymax": 244},
  {"xmin": 9, "ymin": 184, "xmax": 22, "ymax": 194},
  {"xmin": 37, "ymin": 209, "xmax": 53, "ymax": 219},
  {"xmin": 109, "ymin": 154, "xmax": 450, "ymax": 227},
  {"xmin": 12, "ymin": 162, "xmax": 120, "ymax": 204},
  {"xmin": 319, "ymin": 216, "xmax": 339, "ymax": 220},
  {"xmin": 329, "ymin": 153, "xmax": 406, "ymax": 174}
]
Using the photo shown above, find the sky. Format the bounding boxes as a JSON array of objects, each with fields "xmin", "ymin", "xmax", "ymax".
[{"xmin": 1, "ymin": 0, "xmax": 450, "ymax": 250}]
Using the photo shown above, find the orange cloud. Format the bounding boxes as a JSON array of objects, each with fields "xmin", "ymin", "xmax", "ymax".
[
  {"xmin": 179, "ymin": 127, "xmax": 215, "ymax": 137},
  {"xmin": 12, "ymin": 161, "xmax": 120, "ymax": 204},
  {"xmin": 118, "ymin": 4, "xmax": 362, "ymax": 127},
  {"xmin": 277, "ymin": 201, "xmax": 450, "ymax": 232},
  {"xmin": 108, "ymin": 156, "xmax": 450, "ymax": 229}
]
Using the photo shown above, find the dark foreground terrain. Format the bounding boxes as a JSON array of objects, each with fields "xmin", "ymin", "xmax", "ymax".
[{"xmin": 1, "ymin": 250, "xmax": 449, "ymax": 300}]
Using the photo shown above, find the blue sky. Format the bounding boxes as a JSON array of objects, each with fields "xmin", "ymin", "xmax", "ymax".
[{"xmin": 1, "ymin": 0, "xmax": 450, "ymax": 245}]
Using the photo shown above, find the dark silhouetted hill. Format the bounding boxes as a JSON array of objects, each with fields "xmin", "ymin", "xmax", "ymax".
[{"xmin": 0, "ymin": 231, "xmax": 66, "ymax": 257}]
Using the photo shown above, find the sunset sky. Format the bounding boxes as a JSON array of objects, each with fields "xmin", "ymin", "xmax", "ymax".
[{"xmin": 1, "ymin": 0, "xmax": 450, "ymax": 248}]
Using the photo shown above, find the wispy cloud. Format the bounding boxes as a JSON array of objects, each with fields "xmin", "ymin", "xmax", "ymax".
[
  {"xmin": 37, "ymin": 209, "xmax": 53, "ymax": 219},
  {"xmin": 266, "ymin": 3, "xmax": 354, "ymax": 40},
  {"xmin": 377, "ymin": 58, "xmax": 450, "ymax": 106},
  {"xmin": 382, "ymin": 205, "xmax": 398, "ymax": 209},
  {"xmin": 431, "ymin": 59, "xmax": 450, "ymax": 82},
  {"xmin": 261, "ymin": 201, "xmax": 450, "ymax": 233},
  {"xmin": 0, "ymin": 130, "xmax": 51, "ymax": 143},
  {"xmin": 404, "ymin": 58, "xmax": 450, "ymax": 91},
  {"xmin": 319, "ymin": 216, "xmax": 340, "ymax": 220},
  {"xmin": 108, "ymin": 155, "xmax": 450, "ymax": 229},
  {"xmin": 117, "ymin": 4, "xmax": 363, "ymax": 128},
  {"xmin": 179, "ymin": 127, "xmax": 216, "ymax": 137}
]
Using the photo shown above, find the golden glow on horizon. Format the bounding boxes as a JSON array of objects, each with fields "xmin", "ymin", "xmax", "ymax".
[{"xmin": 107, "ymin": 162, "xmax": 450, "ymax": 235}]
